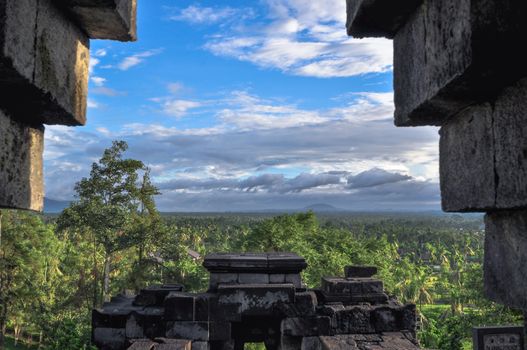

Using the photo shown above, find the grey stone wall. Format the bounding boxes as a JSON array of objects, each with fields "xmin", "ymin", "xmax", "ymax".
[
  {"xmin": 347, "ymin": 0, "xmax": 527, "ymax": 318},
  {"xmin": 0, "ymin": 0, "xmax": 137, "ymax": 211}
]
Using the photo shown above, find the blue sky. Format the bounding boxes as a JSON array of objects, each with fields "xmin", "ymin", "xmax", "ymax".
[{"xmin": 44, "ymin": 0, "xmax": 441, "ymax": 211}]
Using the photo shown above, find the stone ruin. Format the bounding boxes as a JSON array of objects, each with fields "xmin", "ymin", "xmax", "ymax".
[
  {"xmin": 346, "ymin": 0, "xmax": 527, "ymax": 327},
  {"xmin": 93, "ymin": 253, "xmax": 419, "ymax": 350},
  {"xmin": 0, "ymin": 0, "xmax": 137, "ymax": 211}
]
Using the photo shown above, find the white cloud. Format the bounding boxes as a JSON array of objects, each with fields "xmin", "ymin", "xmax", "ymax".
[
  {"xmin": 89, "ymin": 57, "xmax": 100, "ymax": 74},
  {"xmin": 87, "ymin": 99, "xmax": 99, "ymax": 109},
  {"xmin": 187, "ymin": 0, "xmax": 392, "ymax": 78},
  {"xmin": 118, "ymin": 49, "xmax": 163, "ymax": 71},
  {"xmin": 170, "ymin": 5, "xmax": 238, "ymax": 24},
  {"xmin": 95, "ymin": 49, "xmax": 107, "ymax": 57},
  {"xmin": 168, "ymin": 82, "xmax": 185, "ymax": 95},
  {"xmin": 91, "ymin": 76, "xmax": 107, "ymax": 86},
  {"xmin": 163, "ymin": 100, "xmax": 202, "ymax": 117}
]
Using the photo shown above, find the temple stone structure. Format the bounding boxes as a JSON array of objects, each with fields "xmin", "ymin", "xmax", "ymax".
[
  {"xmin": 93, "ymin": 253, "xmax": 419, "ymax": 350},
  {"xmin": 346, "ymin": 0, "xmax": 527, "ymax": 327},
  {"xmin": 0, "ymin": 0, "xmax": 137, "ymax": 211}
]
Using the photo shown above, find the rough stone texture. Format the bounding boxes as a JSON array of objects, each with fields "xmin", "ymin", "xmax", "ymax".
[
  {"xmin": 0, "ymin": 111, "xmax": 44, "ymax": 211},
  {"xmin": 0, "ymin": 0, "xmax": 89, "ymax": 126},
  {"xmin": 93, "ymin": 328, "xmax": 126, "ymax": 350},
  {"xmin": 439, "ymin": 104, "xmax": 495, "ymax": 212},
  {"xmin": 484, "ymin": 211, "xmax": 527, "ymax": 309},
  {"xmin": 390, "ymin": 0, "xmax": 527, "ymax": 126},
  {"xmin": 55, "ymin": 0, "xmax": 137, "ymax": 41},
  {"xmin": 346, "ymin": 0, "xmax": 423, "ymax": 39},
  {"xmin": 166, "ymin": 322, "xmax": 209, "ymax": 342},
  {"xmin": 440, "ymin": 78, "xmax": 527, "ymax": 212},
  {"xmin": 494, "ymin": 79, "xmax": 527, "ymax": 209},
  {"xmin": 393, "ymin": 0, "xmax": 472, "ymax": 126},
  {"xmin": 96, "ymin": 259, "xmax": 418, "ymax": 350}
]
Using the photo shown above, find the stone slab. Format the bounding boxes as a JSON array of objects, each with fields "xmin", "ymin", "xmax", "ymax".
[
  {"xmin": 484, "ymin": 211, "xmax": 527, "ymax": 309},
  {"xmin": 134, "ymin": 284, "xmax": 184, "ymax": 307},
  {"xmin": 203, "ymin": 253, "xmax": 307, "ymax": 274},
  {"xmin": 392, "ymin": 0, "xmax": 527, "ymax": 127},
  {"xmin": 54, "ymin": 0, "xmax": 137, "ymax": 41},
  {"xmin": 346, "ymin": 0, "xmax": 423, "ymax": 39},
  {"xmin": 127, "ymin": 340, "xmax": 157, "ymax": 350},
  {"xmin": 0, "ymin": 111, "xmax": 44, "ymax": 211},
  {"xmin": 0, "ymin": 0, "xmax": 89, "ymax": 126}
]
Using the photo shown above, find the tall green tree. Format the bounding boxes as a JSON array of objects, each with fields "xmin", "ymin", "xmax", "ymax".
[{"xmin": 57, "ymin": 141, "xmax": 148, "ymax": 306}]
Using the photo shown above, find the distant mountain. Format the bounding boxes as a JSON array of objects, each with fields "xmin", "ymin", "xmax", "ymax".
[
  {"xmin": 302, "ymin": 203, "xmax": 343, "ymax": 212},
  {"xmin": 44, "ymin": 198, "xmax": 71, "ymax": 213}
]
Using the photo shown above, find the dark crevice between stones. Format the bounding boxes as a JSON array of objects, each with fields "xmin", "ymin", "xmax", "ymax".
[{"xmin": 31, "ymin": 0, "xmax": 41, "ymax": 84}]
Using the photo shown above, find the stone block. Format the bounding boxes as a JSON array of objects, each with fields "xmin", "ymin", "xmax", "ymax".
[
  {"xmin": 93, "ymin": 327, "xmax": 126, "ymax": 350},
  {"xmin": 55, "ymin": 0, "xmax": 137, "ymax": 41},
  {"xmin": 484, "ymin": 211, "xmax": 527, "ymax": 309},
  {"xmin": 209, "ymin": 322, "xmax": 231, "ymax": 341},
  {"xmin": 333, "ymin": 306, "xmax": 374, "ymax": 334},
  {"xmin": 191, "ymin": 341, "xmax": 209, "ymax": 350},
  {"xmin": 194, "ymin": 294, "xmax": 210, "ymax": 321},
  {"xmin": 494, "ymin": 79, "xmax": 527, "ymax": 209},
  {"xmin": 439, "ymin": 103, "xmax": 495, "ymax": 212},
  {"xmin": 0, "ymin": 0, "xmax": 89, "ymax": 126},
  {"xmin": 281, "ymin": 317, "xmax": 332, "ymax": 337},
  {"xmin": 238, "ymin": 273, "xmax": 269, "ymax": 284},
  {"xmin": 164, "ymin": 292, "xmax": 195, "ymax": 321},
  {"xmin": 301, "ymin": 337, "xmax": 322, "ymax": 350},
  {"xmin": 292, "ymin": 292, "xmax": 317, "ymax": 316},
  {"xmin": 319, "ymin": 335, "xmax": 359, "ymax": 350},
  {"xmin": 344, "ymin": 266, "xmax": 377, "ymax": 278},
  {"xmin": 217, "ymin": 284, "xmax": 295, "ymax": 316},
  {"xmin": 269, "ymin": 274, "xmax": 286, "ymax": 284},
  {"xmin": 393, "ymin": 0, "xmax": 527, "ymax": 126},
  {"xmin": 281, "ymin": 336, "xmax": 302, "ymax": 350},
  {"xmin": 134, "ymin": 284, "xmax": 184, "ymax": 307},
  {"xmin": 285, "ymin": 274, "xmax": 302, "ymax": 288},
  {"xmin": 0, "ymin": 111, "xmax": 44, "ymax": 211},
  {"xmin": 126, "ymin": 313, "xmax": 144, "ymax": 339},
  {"xmin": 209, "ymin": 273, "xmax": 238, "ymax": 290},
  {"xmin": 166, "ymin": 321, "xmax": 209, "ymax": 341},
  {"xmin": 139, "ymin": 308, "xmax": 166, "ymax": 339},
  {"xmin": 346, "ymin": 0, "xmax": 423, "ymax": 38},
  {"xmin": 440, "ymin": 78, "xmax": 527, "ymax": 211}
]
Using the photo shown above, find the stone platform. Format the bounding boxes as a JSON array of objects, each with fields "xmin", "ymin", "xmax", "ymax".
[{"xmin": 93, "ymin": 253, "xmax": 419, "ymax": 350}]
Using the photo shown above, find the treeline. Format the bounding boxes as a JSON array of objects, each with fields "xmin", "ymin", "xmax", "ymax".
[{"xmin": 0, "ymin": 141, "xmax": 522, "ymax": 349}]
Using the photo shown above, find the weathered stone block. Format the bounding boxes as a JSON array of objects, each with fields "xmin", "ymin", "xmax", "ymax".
[
  {"xmin": 484, "ymin": 211, "xmax": 527, "ymax": 309},
  {"xmin": 126, "ymin": 313, "xmax": 144, "ymax": 339},
  {"xmin": 217, "ymin": 284, "xmax": 295, "ymax": 316},
  {"xmin": 166, "ymin": 321, "xmax": 209, "ymax": 341},
  {"xmin": 439, "ymin": 104, "xmax": 495, "ymax": 212},
  {"xmin": 0, "ymin": 111, "xmax": 44, "ymax": 211},
  {"xmin": 35, "ymin": 0, "xmax": 89, "ymax": 125},
  {"xmin": 392, "ymin": 0, "xmax": 527, "ymax": 126},
  {"xmin": 281, "ymin": 317, "xmax": 331, "ymax": 337},
  {"xmin": 0, "ymin": 0, "xmax": 89, "ymax": 126},
  {"xmin": 194, "ymin": 294, "xmax": 210, "ymax": 321},
  {"xmin": 494, "ymin": 79, "xmax": 527, "ymax": 209},
  {"xmin": 164, "ymin": 292, "xmax": 195, "ymax": 321},
  {"xmin": 238, "ymin": 273, "xmax": 269, "ymax": 284},
  {"xmin": 285, "ymin": 274, "xmax": 302, "ymax": 288},
  {"xmin": 134, "ymin": 284, "xmax": 184, "ymax": 307},
  {"xmin": 346, "ymin": 0, "xmax": 423, "ymax": 39},
  {"xmin": 93, "ymin": 327, "xmax": 126, "ymax": 350},
  {"xmin": 209, "ymin": 273, "xmax": 238, "ymax": 290},
  {"xmin": 156, "ymin": 340, "xmax": 192, "ymax": 350},
  {"xmin": 270, "ymin": 274, "xmax": 286, "ymax": 284},
  {"xmin": 334, "ymin": 307, "xmax": 374, "ymax": 334},
  {"xmin": 55, "ymin": 0, "xmax": 137, "ymax": 41},
  {"xmin": 191, "ymin": 341, "xmax": 209, "ymax": 350},
  {"xmin": 301, "ymin": 336, "xmax": 322, "ymax": 350},
  {"xmin": 209, "ymin": 322, "xmax": 231, "ymax": 341}
]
